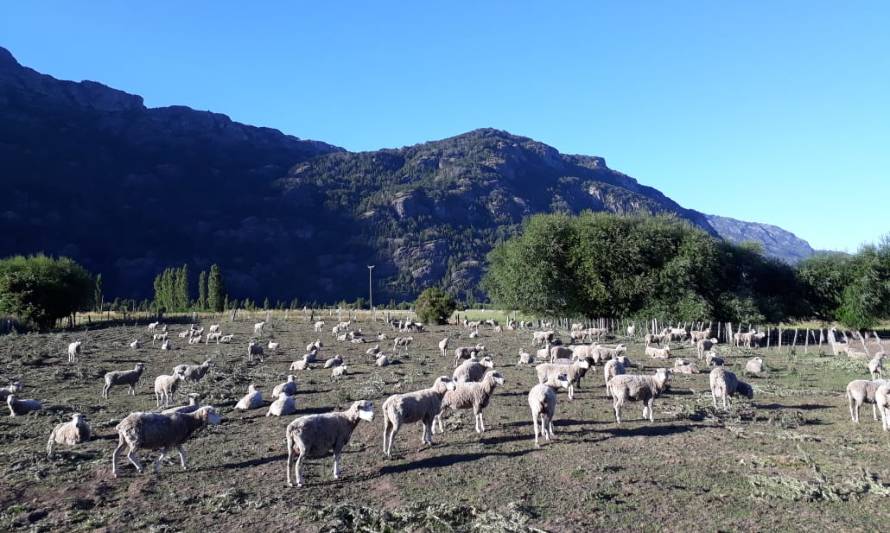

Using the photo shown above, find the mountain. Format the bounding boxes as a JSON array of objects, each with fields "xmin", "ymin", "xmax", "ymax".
[
  {"xmin": 0, "ymin": 46, "xmax": 812, "ymax": 302},
  {"xmin": 705, "ymin": 214, "xmax": 815, "ymax": 263}
]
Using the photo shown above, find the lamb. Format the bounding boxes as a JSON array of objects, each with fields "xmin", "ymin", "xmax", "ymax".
[
  {"xmin": 154, "ymin": 372, "xmax": 184, "ymax": 407},
  {"xmin": 517, "ymin": 350, "xmax": 534, "ymax": 365},
  {"xmin": 696, "ymin": 338, "xmax": 719, "ymax": 359},
  {"xmin": 162, "ymin": 393, "xmax": 202, "ymax": 415},
  {"xmin": 47, "ymin": 413, "xmax": 91, "ymax": 458},
  {"xmin": 67, "ymin": 340, "xmax": 82, "ymax": 363},
  {"xmin": 220, "ymin": 334, "xmax": 234, "ymax": 344},
  {"xmin": 366, "ymin": 344, "xmax": 381, "ymax": 357},
  {"xmin": 306, "ymin": 339, "xmax": 322, "ymax": 352},
  {"xmin": 152, "ymin": 332, "xmax": 168, "ymax": 344},
  {"xmin": 160, "ymin": 339, "xmax": 173, "ymax": 351},
  {"xmin": 205, "ymin": 331, "xmax": 222, "ymax": 344},
  {"xmin": 272, "ymin": 375, "xmax": 298, "ymax": 398},
  {"xmin": 434, "ymin": 371, "xmax": 505, "ymax": 434},
  {"xmin": 0, "ymin": 381, "xmax": 23, "ymax": 401},
  {"xmin": 875, "ymin": 382, "xmax": 890, "ymax": 431},
  {"xmin": 536, "ymin": 360, "xmax": 591, "ymax": 400},
  {"xmin": 745, "ymin": 357, "xmax": 764, "ymax": 376},
  {"xmin": 111, "ymin": 406, "xmax": 222, "ymax": 477},
  {"xmin": 290, "ymin": 354, "xmax": 312, "ymax": 371},
  {"xmin": 7, "ymin": 394, "xmax": 42, "ymax": 416},
  {"xmin": 603, "ymin": 356, "xmax": 628, "ymax": 394},
  {"xmin": 208, "ymin": 324, "xmax": 221, "ymax": 334},
  {"xmin": 608, "ymin": 369, "xmax": 672, "ymax": 423},
  {"xmin": 528, "ymin": 374, "xmax": 570, "ymax": 446},
  {"xmin": 453, "ymin": 356, "xmax": 494, "ymax": 383},
  {"xmin": 172, "ymin": 359, "xmax": 212, "ymax": 383},
  {"xmin": 382, "ymin": 376, "xmax": 456, "ymax": 457},
  {"xmin": 869, "ymin": 352, "xmax": 886, "ymax": 379},
  {"xmin": 129, "ymin": 339, "xmax": 141, "ymax": 349},
  {"xmin": 438, "ymin": 337, "xmax": 449, "ymax": 358},
  {"xmin": 709, "ymin": 367, "xmax": 754, "ymax": 410},
  {"xmin": 393, "ymin": 336, "xmax": 414, "ymax": 353},
  {"xmin": 645, "ymin": 345, "xmax": 672, "ymax": 359},
  {"xmin": 254, "ymin": 321, "xmax": 266, "ymax": 335},
  {"xmin": 188, "ymin": 335, "xmax": 202, "ymax": 345},
  {"xmin": 147, "ymin": 321, "xmax": 160, "ymax": 331},
  {"xmin": 267, "ymin": 392, "xmax": 297, "ymax": 417},
  {"xmin": 313, "ymin": 320, "xmax": 325, "ymax": 332},
  {"xmin": 103, "ymin": 363, "xmax": 145, "ymax": 399},
  {"xmin": 846, "ymin": 379, "xmax": 887, "ymax": 423},
  {"xmin": 268, "ymin": 341, "xmax": 280, "ymax": 352},
  {"xmin": 285, "ymin": 400, "xmax": 374, "ymax": 487},
  {"xmin": 331, "ymin": 365, "xmax": 348, "ymax": 380},
  {"xmin": 323, "ymin": 354, "xmax": 343, "ymax": 369},
  {"xmin": 247, "ymin": 341, "xmax": 264, "ymax": 362},
  {"xmin": 375, "ymin": 354, "xmax": 390, "ymax": 367},
  {"xmin": 235, "ymin": 384, "xmax": 264, "ymax": 410}
]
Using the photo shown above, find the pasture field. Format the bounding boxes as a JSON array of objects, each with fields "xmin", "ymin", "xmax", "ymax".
[{"xmin": 1, "ymin": 316, "xmax": 890, "ymax": 532}]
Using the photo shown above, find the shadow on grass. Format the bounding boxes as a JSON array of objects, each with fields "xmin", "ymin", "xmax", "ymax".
[
  {"xmin": 219, "ymin": 453, "xmax": 288, "ymax": 470},
  {"xmin": 597, "ymin": 423, "xmax": 700, "ymax": 438},
  {"xmin": 756, "ymin": 402, "xmax": 833, "ymax": 411},
  {"xmin": 379, "ymin": 448, "xmax": 536, "ymax": 474}
]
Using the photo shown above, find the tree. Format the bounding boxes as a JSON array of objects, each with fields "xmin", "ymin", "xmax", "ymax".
[
  {"xmin": 0, "ymin": 255, "xmax": 94, "ymax": 330},
  {"xmin": 415, "ymin": 287, "xmax": 457, "ymax": 325},
  {"xmin": 263, "ymin": 297, "xmax": 271, "ymax": 310},
  {"xmin": 207, "ymin": 264, "xmax": 225, "ymax": 312},
  {"xmin": 94, "ymin": 273, "xmax": 103, "ymax": 312},
  {"xmin": 176, "ymin": 264, "xmax": 190, "ymax": 310},
  {"xmin": 197, "ymin": 270, "xmax": 207, "ymax": 310}
]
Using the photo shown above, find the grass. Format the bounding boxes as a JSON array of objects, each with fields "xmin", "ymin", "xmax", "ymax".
[{"xmin": 1, "ymin": 318, "xmax": 889, "ymax": 530}]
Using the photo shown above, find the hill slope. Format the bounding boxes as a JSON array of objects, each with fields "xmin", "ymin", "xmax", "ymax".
[{"xmin": 705, "ymin": 214, "xmax": 815, "ymax": 263}]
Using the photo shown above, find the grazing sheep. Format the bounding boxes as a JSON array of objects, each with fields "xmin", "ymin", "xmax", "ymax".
[
  {"xmin": 47, "ymin": 413, "xmax": 91, "ymax": 458},
  {"xmin": 331, "ymin": 365, "xmax": 348, "ymax": 380},
  {"xmin": 172, "ymin": 359, "xmax": 212, "ymax": 383},
  {"xmin": 154, "ymin": 372, "xmax": 184, "ymax": 407},
  {"xmin": 268, "ymin": 341, "xmax": 280, "ymax": 352},
  {"xmin": 382, "ymin": 376, "xmax": 456, "ymax": 457},
  {"xmin": 536, "ymin": 360, "xmax": 591, "ymax": 400},
  {"xmin": 248, "ymin": 341, "xmax": 264, "ymax": 362},
  {"xmin": 453, "ymin": 357, "xmax": 495, "ymax": 383},
  {"xmin": 254, "ymin": 321, "xmax": 266, "ymax": 335},
  {"xmin": 129, "ymin": 339, "xmax": 141, "ymax": 349},
  {"xmin": 709, "ymin": 367, "xmax": 754, "ymax": 410},
  {"xmin": 745, "ymin": 357, "xmax": 764, "ymax": 376},
  {"xmin": 272, "ymin": 375, "xmax": 298, "ymax": 398},
  {"xmin": 220, "ymin": 334, "xmax": 234, "ymax": 344},
  {"xmin": 439, "ymin": 337, "xmax": 449, "ymax": 358},
  {"xmin": 608, "ymin": 369, "xmax": 672, "ymax": 423},
  {"xmin": 160, "ymin": 339, "xmax": 173, "ymax": 351},
  {"xmin": 366, "ymin": 344, "xmax": 381, "ymax": 357},
  {"xmin": 533, "ymin": 330, "xmax": 556, "ymax": 345},
  {"xmin": 603, "ymin": 356, "xmax": 628, "ymax": 393},
  {"xmin": 375, "ymin": 354, "xmax": 390, "ymax": 367},
  {"xmin": 313, "ymin": 320, "xmax": 326, "ymax": 332},
  {"xmin": 235, "ymin": 384, "xmax": 264, "ymax": 410},
  {"xmin": 869, "ymin": 352, "xmax": 886, "ymax": 379},
  {"xmin": 696, "ymin": 338, "xmax": 719, "ymax": 359},
  {"xmin": 434, "ymin": 371, "xmax": 505, "ymax": 434},
  {"xmin": 393, "ymin": 336, "xmax": 414, "ymax": 353},
  {"xmin": 645, "ymin": 345, "xmax": 672, "ymax": 359},
  {"xmin": 111, "ymin": 406, "xmax": 222, "ymax": 477},
  {"xmin": 161, "ymin": 393, "xmax": 202, "ymax": 415},
  {"xmin": 324, "ymin": 354, "xmax": 344, "ymax": 369},
  {"xmin": 452, "ymin": 345, "xmax": 484, "ymax": 367},
  {"xmin": 549, "ymin": 345, "xmax": 574, "ymax": 362},
  {"xmin": 528, "ymin": 374, "xmax": 570, "ymax": 447},
  {"xmin": 7, "ymin": 394, "xmax": 42, "ymax": 417},
  {"xmin": 290, "ymin": 354, "xmax": 312, "ymax": 371},
  {"xmin": 0, "ymin": 381, "xmax": 23, "ymax": 401},
  {"xmin": 875, "ymin": 383, "xmax": 890, "ymax": 431},
  {"xmin": 103, "ymin": 363, "xmax": 145, "ymax": 399},
  {"xmin": 152, "ymin": 332, "xmax": 168, "ymax": 345},
  {"xmin": 518, "ymin": 350, "xmax": 534, "ymax": 365},
  {"xmin": 267, "ymin": 393, "xmax": 297, "ymax": 417},
  {"xmin": 846, "ymin": 379, "xmax": 887, "ymax": 423},
  {"xmin": 285, "ymin": 400, "xmax": 374, "ymax": 487},
  {"xmin": 208, "ymin": 324, "xmax": 221, "ymax": 334},
  {"xmin": 67, "ymin": 340, "xmax": 82, "ymax": 363},
  {"xmin": 592, "ymin": 343, "xmax": 627, "ymax": 364},
  {"xmin": 306, "ymin": 339, "xmax": 323, "ymax": 353},
  {"xmin": 188, "ymin": 335, "xmax": 202, "ymax": 345}
]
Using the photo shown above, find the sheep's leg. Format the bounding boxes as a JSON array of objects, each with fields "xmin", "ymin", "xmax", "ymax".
[
  {"xmin": 432, "ymin": 415, "xmax": 442, "ymax": 434},
  {"xmin": 177, "ymin": 446, "xmax": 188, "ymax": 469},
  {"xmin": 613, "ymin": 400, "xmax": 622, "ymax": 424},
  {"xmin": 102, "ymin": 384, "xmax": 109, "ymax": 399},
  {"xmin": 547, "ymin": 415, "xmax": 554, "ymax": 439},
  {"xmin": 648, "ymin": 399, "xmax": 654, "ymax": 422},
  {"xmin": 873, "ymin": 403, "xmax": 878, "ymax": 421},
  {"xmin": 111, "ymin": 438, "xmax": 125, "ymax": 477},
  {"xmin": 294, "ymin": 452, "xmax": 304, "ymax": 487},
  {"xmin": 155, "ymin": 449, "xmax": 167, "ymax": 474},
  {"xmin": 387, "ymin": 421, "xmax": 400, "ymax": 457},
  {"xmin": 332, "ymin": 451, "xmax": 341, "ymax": 479},
  {"xmin": 126, "ymin": 448, "xmax": 143, "ymax": 473},
  {"xmin": 382, "ymin": 419, "xmax": 390, "ymax": 455},
  {"xmin": 532, "ymin": 413, "xmax": 540, "ymax": 446},
  {"xmin": 478, "ymin": 412, "xmax": 485, "ymax": 433},
  {"xmin": 712, "ymin": 392, "xmax": 718, "ymax": 409}
]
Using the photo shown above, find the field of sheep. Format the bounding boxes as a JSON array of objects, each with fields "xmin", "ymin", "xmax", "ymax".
[{"xmin": 2, "ymin": 313, "xmax": 890, "ymax": 532}]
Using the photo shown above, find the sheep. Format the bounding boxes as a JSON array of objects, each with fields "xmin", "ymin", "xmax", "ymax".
[
  {"xmin": 375, "ymin": 354, "xmax": 390, "ymax": 367},
  {"xmin": 267, "ymin": 392, "xmax": 297, "ymax": 417},
  {"xmin": 268, "ymin": 341, "xmax": 280, "ymax": 352},
  {"xmin": 47, "ymin": 413, "xmax": 91, "ymax": 458},
  {"xmin": 608, "ymin": 369, "xmax": 672, "ymax": 423},
  {"xmin": 603, "ymin": 356, "xmax": 628, "ymax": 394},
  {"xmin": 154, "ymin": 372, "xmax": 184, "ymax": 407},
  {"xmin": 705, "ymin": 352, "xmax": 725, "ymax": 367},
  {"xmin": 285, "ymin": 400, "xmax": 374, "ymax": 487},
  {"xmin": 67, "ymin": 340, "xmax": 82, "ymax": 363},
  {"xmin": 536, "ymin": 360, "xmax": 591, "ymax": 400},
  {"xmin": 366, "ymin": 344, "xmax": 381, "ymax": 357},
  {"xmin": 644, "ymin": 333, "xmax": 666, "ymax": 346},
  {"xmin": 438, "ymin": 337, "xmax": 449, "ymax": 358},
  {"xmin": 528, "ymin": 374, "xmax": 570, "ymax": 447},
  {"xmin": 869, "ymin": 352, "xmax": 886, "ymax": 379},
  {"xmin": 709, "ymin": 367, "xmax": 754, "ymax": 410},
  {"xmin": 152, "ymin": 332, "xmax": 168, "ymax": 344},
  {"xmin": 674, "ymin": 358, "xmax": 699, "ymax": 374},
  {"xmin": 148, "ymin": 321, "xmax": 160, "ymax": 331},
  {"xmin": 0, "ymin": 381, "xmax": 23, "ymax": 401},
  {"xmin": 129, "ymin": 339, "xmax": 141, "ymax": 349},
  {"xmin": 160, "ymin": 339, "xmax": 173, "ymax": 351},
  {"xmin": 323, "ymin": 354, "xmax": 343, "ymax": 369},
  {"xmin": 382, "ymin": 376, "xmax": 456, "ymax": 457},
  {"xmin": 876, "ymin": 382, "xmax": 890, "ymax": 431},
  {"xmin": 689, "ymin": 328, "xmax": 712, "ymax": 344},
  {"xmin": 645, "ymin": 345, "xmax": 672, "ymax": 359},
  {"xmin": 247, "ymin": 341, "xmax": 264, "ymax": 362},
  {"xmin": 254, "ymin": 321, "xmax": 266, "ymax": 335},
  {"xmin": 533, "ymin": 330, "xmax": 556, "ymax": 345},
  {"xmin": 161, "ymin": 393, "xmax": 202, "ymax": 415},
  {"xmin": 468, "ymin": 330, "xmax": 480, "ymax": 339},
  {"xmin": 745, "ymin": 357, "xmax": 764, "ymax": 376},
  {"xmin": 549, "ymin": 345, "xmax": 574, "ymax": 362},
  {"xmin": 313, "ymin": 320, "xmax": 325, "ymax": 332},
  {"xmin": 306, "ymin": 339, "xmax": 322, "ymax": 352},
  {"xmin": 626, "ymin": 324, "xmax": 636, "ymax": 337},
  {"xmin": 111, "ymin": 406, "xmax": 221, "ymax": 477},
  {"xmin": 178, "ymin": 330, "xmax": 191, "ymax": 339},
  {"xmin": 331, "ymin": 365, "xmax": 348, "ymax": 380},
  {"xmin": 172, "ymin": 359, "xmax": 212, "ymax": 383},
  {"xmin": 220, "ymin": 334, "xmax": 234, "ymax": 344},
  {"xmin": 204, "ymin": 331, "xmax": 221, "ymax": 344},
  {"xmin": 734, "ymin": 330, "xmax": 758, "ymax": 348},
  {"xmin": 846, "ymin": 379, "xmax": 887, "ymax": 423},
  {"xmin": 452, "ymin": 345, "xmax": 484, "ymax": 367},
  {"xmin": 592, "ymin": 343, "xmax": 627, "ymax": 363},
  {"xmin": 434, "ymin": 371, "xmax": 505, "ymax": 434},
  {"xmin": 272, "ymin": 375, "xmax": 298, "ymax": 398},
  {"xmin": 187, "ymin": 335, "xmax": 202, "ymax": 345},
  {"xmin": 393, "ymin": 336, "xmax": 414, "ymax": 353},
  {"xmin": 290, "ymin": 354, "xmax": 312, "ymax": 371},
  {"xmin": 453, "ymin": 356, "xmax": 494, "ymax": 383},
  {"xmin": 208, "ymin": 324, "xmax": 221, "ymax": 334},
  {"xmin": 235, "ymin": 384, "xmax": 264, "ymax": 410},
  {"xmin": 696, "ymin": 338, "xmax": 718, "ymax": 359},
  {"xmin": 7, "ymin": 394, "xmax": 42, "ymax": 416},
  {"xmin": 518, "ymin": 350, "xmax": 534, "ymax": 365},
  {"xmin": 103, "ymin": 363, "xmax": 145, "ymax": 399}
]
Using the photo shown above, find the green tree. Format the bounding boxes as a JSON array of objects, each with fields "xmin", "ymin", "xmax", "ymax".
[
  {"xmin": 263, "ymin": 297, "xmax": 271, "ymax": 310},
  {"xmin": 415, "ymin": 287, "xmax": 457, "ymax": 325},
  {"xmin": 197, "ymin": 270, "xmax": 208, "ymax": 310},
  {"xmin": 207, "ymin": 264, "xmax": 225, "ymax": 312},
  {"xmin": 0, "ymin": 255, "xmax": 94, "ymax": 330},
  {"xmin": 176, "ymin": 264, "xmax": 190, "ymax": 310}
]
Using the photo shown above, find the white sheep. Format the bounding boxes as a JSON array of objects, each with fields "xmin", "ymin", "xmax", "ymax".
[
  {"xmin": 313, "ymin": 320, "xmax": 325, "ymax": 332},
  {"xmin": 267, "ymin": 392, "xmax": 297, "ymax": 417},
  {"xmin": 306, "ymin": 339, "xmax": 322, "ymax": 352},
  {"xmin": 696, "ymin": 338, "xmax": 718, "ymax": 359},
  {"xmin": 452, "ymin": 345, "xmax": 485, "ymax": 367},
  {"xmin": 152, "ymin": 332, "xmax": 168, "ymax": 344},
  {"xmin": 0, "ymin": 381, "xmax": 23, "ymax": 401},
  {"xmin": 268, "ymin": 341, "xmax": 280, "ymax": 352},
  {"xmin": 549, "ymin": 345, "xmax": 574, "ymax": 362},
  {"xmin": 434, "ymin": 371, "xmax": 505, "ymax": 434},
  {"xmin": 645, "ymin": 345, "xmax": 672, "ymax": 359},
  {"xmin": 272, "ymin": 375, "xmax": 298, "ymax": 398},
  {"xmin": 67, "ymin": 340, "xmax": 82, "ymax": 363},
  {"xmin": 875, "ymin": 382, "xmax": 890, "ymax": 431},
  {"xmin": 160, "ymin": 339, "xmax": 173, "ymax": 351},
  {"xmin": 366, "ymin": 344, "xmax": 381, "ymax": 357},
  {"xmin": 205, "ymin": 331, "xmax": 222, "ymax": 344},
  {"xmin": 208, "ymin": 324, "xmax": 221, "ymax": 334},
  {"xmin": 103, "ymin": 363, "xmax": 145, "ymax": 399},
  {"xmin": 235, "ymin": 384, "xmax": 264, "ymax": 410},
  {"xmin": 869, "ymin": 352, "xmax": 885, "ymax": 379},
  {"xmin": 129, "ymin": 339, "xmax": 141, "ymax": 349},
  {"xmin": 375, "ymin": 354, "xmax": 390, "ymax": 367},
  {"xmin": 452, "ymin": 357, "xmax": 494, "ymax": 383},
  {"xmin": 438, "ymin": 337, "xmax": 449, "ymax": 358},
  {"xmin": 517, "ymin": 350, "xmax": 534, "ymax": 365},
  {"xmin": 393, "ymin": 336, "xmax": 414, "ymax": 353},
  {"xmin": 188, "ymin": 335, "xmax": 202, "ymax": 345},
  {"xmin": 154, "ymin": 372, "xmax": 184, "ymax": 407},
  {"xmin": 148, "ymin": 321, "xmax": 160, "ymax": 331},
  {"xmin": 846, "ymin": 379, "xmax": 887, "ymax": 423},
  {"xmin": 673, "ymin": 358, "xmax": 699, "ymax": 374},
  {"xmin": 172, "ymin": 359, "xmax": 212, "ymax": 383},
  {"xmin": 7, "ymin": 394, "xmax": 42, "ymax": 416},
  {"xmin": 608, "ymin": 369, "xmax": 672, "ymax": 423},
  {"xmin": 536, "ymin": 360, "xmax": 590, "ymax": 400},
  {"xmin": 47, "ymin": 413, "xmax": 91, "ymax": 458},
  {"xmin": 745, "ymin": 357, "xmax": 764, "ymax": 376},
  {"xmin": 331, "ymin": 365, "xmax": 348, "ymax": 380},
  {"xmin": 591, "ymin": 343, "xmax": 627, "ymax": 363},
  {"xmin": 220, "ymin": 334, "xmax": 234, "ymax": 344},
  {"xmin": 161, "ymin": 393, "xmax": 202, "ymax": 415},
  {"xmin": 626, "ymin": 324, "xmax": 636, "ymax": 337},
  {"xmin": 285, "ymin": 400, "xmax": 374, "ymax": 487},
  {"xmin": 603, "ymin": 356, "xmax": 628, "ymax": 394},
  {"xmin": 709, "ymin": 367, "xmax": 754, "ymax": 410},
  {"xmin": 323, "ymin": 354, "xmax": 343, "ymax": 369},
  {"xmin": 111, "ymin": 406, "xmax": 221, "ymax": 477},
  {"xmin": 382, "ymin": 376, "xmax": 456, "ymax": 457},
  {"xmin": 290, "ymin": 354, "xmax": 312, "ymax": 371},
  {"xmin": 528, "ymin": 374, "xmax": 570, "ymax": 447},
  {"xmin": 254, "ymin": 321, "xmax": 266, "ymax": 335}
]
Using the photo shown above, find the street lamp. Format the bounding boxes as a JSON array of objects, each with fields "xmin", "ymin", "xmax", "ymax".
[{"xmin": 367, "ymin": 265, "xmax": 375, "ymax": 311}]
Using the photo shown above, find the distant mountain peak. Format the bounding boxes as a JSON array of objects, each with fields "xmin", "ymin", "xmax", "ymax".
[{"xmin": 705, "ymin": 214, "xmax": 815, "ymax": 263}]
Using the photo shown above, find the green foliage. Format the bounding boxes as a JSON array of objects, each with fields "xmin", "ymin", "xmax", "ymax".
[
  {"xmin": 0, "ymin": 255, "xmax": 94, "ymax": 330},
  {"xmin": 415, "ymin": 287, "xmax": 457, "ymax": 325},
  {"xmin": 197, "ymin": 270, "xmax": 208, "ymax": 310},
  {"xmin": 152, "ymin": 264, "xmax": 191, "ymax": 312},
  {"xmin": 207, "ymin": 264, "xmax": 226, "ymax": 312}
]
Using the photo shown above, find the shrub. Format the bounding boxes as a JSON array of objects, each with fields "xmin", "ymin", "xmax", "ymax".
[
  {"xmin": 415, "ymin": 288, "xmax": 456, "ymax": 325},
  {"xmin": 0, "ymin": 255, "xmax": 94, "ymax": 330}
]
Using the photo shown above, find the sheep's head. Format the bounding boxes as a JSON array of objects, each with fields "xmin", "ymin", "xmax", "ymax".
[
  {"xmin": 287, "ymin": 375, "xmax": 296, "ymax": 382},
  {"xmin": 555, "ymin": 373, "xmax": 571, "ymax": 390},
  {"xmin": 197, "ymin": 406, "xmax": 222, "ymax": 425},
  {"xmin": 353, "ymin": 400, "xmax": 375, "ymax": 421},
  {"xmin": 485, "ymin": 371, "xmax": 505, "ymax": 386},
  {"xmin": 737, "ymin": 381, "xmax": 755, "ymax": 399},
  {"xmin": 11, "ymin": 381, "xmax": 22, "ymax": 392},
  {"xmin": 616, "ymin": 356, "xmax": 628, "ymax": 366},
  {"xmin": 480, "ymin": 356, "xmax": 494, "ymax": 368},
  {"xmin": 72, "ymin": 413, "xmax": 87, "ymax": 423},
  {"xmin": 248, "ymin": 384, "xmax": 258, "ymax": 393},
  {"xmin": 135, "ymin": 363, "xmax": 145, "ymax": 370}
]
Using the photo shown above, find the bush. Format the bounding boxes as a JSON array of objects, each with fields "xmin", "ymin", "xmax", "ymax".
[
  {"xmin": 0, "ymin": 255, "xmax": 94, "ymax": 330},
  {"xmin": 415, "ymin": 288, "xmax": 456, "ymax": 325}
]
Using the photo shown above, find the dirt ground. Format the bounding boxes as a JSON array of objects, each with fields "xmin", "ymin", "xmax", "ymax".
[{"xmin": 2, "ymin": 314, "xmax": 890, "ymax": 532}]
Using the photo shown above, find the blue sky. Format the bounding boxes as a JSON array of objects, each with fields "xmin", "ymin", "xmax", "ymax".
[{"xmin": 3, "ymin": 2, "xmax": 888, "ymax": 251}]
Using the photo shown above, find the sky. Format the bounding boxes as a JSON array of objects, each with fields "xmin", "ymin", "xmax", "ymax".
[{"xmin": 3, "ymin": 1, "xmax": 888, "ymax": 252}]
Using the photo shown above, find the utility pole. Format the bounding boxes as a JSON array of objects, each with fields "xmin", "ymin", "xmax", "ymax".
[{"xmin": 367, "ymin": 265, "xmax": 375, "ymax": 313}]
